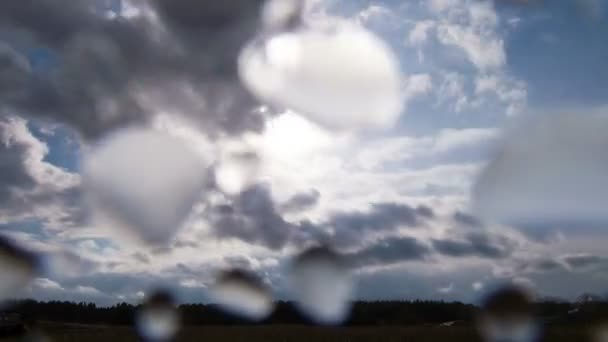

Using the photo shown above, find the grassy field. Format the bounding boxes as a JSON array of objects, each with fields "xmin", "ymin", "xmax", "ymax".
[{"xmin": 1, "ymin": 323, "xmax": 596, "ymax": 341}]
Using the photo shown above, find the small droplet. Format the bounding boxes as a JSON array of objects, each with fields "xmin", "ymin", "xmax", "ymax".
[
  {"xmin": 238, "ymin": 23, "xmax": 402, "ymax": 131},
  {"xmin": 288, "ymin": 246, "xmax": 353, "ymax": 325},
  {"xmin": 210, "ymin": 269, "xmax": 274, "ymax": 320},
  {"xmin": 0, "ymin": 237, "xmax": 39, "ymax": 303},
  {"xmin": 478, "ymin": 286, "xmax": 539, "ymax": 342},
  {"xmin": 136, "ymin": 290, "xmax": 180, "ymax": 342},
  {"xmin": 262, "ymin": 0, "xmax": 302, "ymax": 32}
]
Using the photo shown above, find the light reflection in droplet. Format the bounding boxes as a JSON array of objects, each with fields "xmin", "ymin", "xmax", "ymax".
[
  {"xmin": 135, "ymin": 290, "xmax": 180, "ymax": 342},
  {"xmin": 210, "ymin": 269, "xmax": 274, "ymax": 320},
  {"xmin": 288, "ymin": 246, "xmax": 353, "ymax": 325},
  {"xmin": 0, "ymin": 237, "xmax": 39, "ymax": 304}
]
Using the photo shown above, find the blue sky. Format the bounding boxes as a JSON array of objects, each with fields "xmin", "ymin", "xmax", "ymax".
[{"xmin": 0, "ymin": 0, "xmax": 607, "ymax": 307}]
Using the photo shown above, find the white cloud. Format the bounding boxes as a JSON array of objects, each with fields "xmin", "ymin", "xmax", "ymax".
[
  {"xmin": 34, "ymin": 278, "xmax": 64, "ymax": 291},
  {"xmin": 408, "ymin": 20, "xmax": 436, "ymax": 45}
]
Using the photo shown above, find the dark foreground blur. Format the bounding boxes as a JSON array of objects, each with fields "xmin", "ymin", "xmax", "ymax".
[{"xmin": 0, "ymin": 322, "xmax": 595, "ymax": 342}]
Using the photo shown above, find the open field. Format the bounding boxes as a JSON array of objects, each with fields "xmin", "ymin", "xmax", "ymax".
[{"xmin": 1, "ymin": 322, "xmax": 597, "ymax": 342}]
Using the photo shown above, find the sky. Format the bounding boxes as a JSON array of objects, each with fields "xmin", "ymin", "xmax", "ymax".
[{"xmin": 0, "ymin": 0, "xmax": 608, "ymax": 307}]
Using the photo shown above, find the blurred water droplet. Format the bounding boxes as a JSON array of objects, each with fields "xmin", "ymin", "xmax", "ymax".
[
  {"xmin": 210, "ymin": 269, "xmax": 274, "ymax": 320},
  {"xmin": 594, "ymin": 323, "xmax": 608, "ymax": 342},
  {"xmin": 0, "ymin": 237, "xmax": 39, "ymax": 303},
  {"xmin": 478, "ymin": 286, "xmax": 539, "ymax": 342},
  {"xmin": 262, "ymin": 0, "xmax": 302, "ymax": 32},
  {"xmin": 288, "ymin": 246, "xmax": 353, "ymax": 325},
  {"xmin": 215, "ymin": 149, "xmax": 260, "ymax": 195},
  {"xmin": 238, "ymin": 23, "xmax": 402, "ymax": 131},
  {"xmin": 136, "ymin": 290, "xmax": 180, "ymax": 342},
  {"xmin": 83, "ymin": 128, "xmax": 206, "ymax": 246}
]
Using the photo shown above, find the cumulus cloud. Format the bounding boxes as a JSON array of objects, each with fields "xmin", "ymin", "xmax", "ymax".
[
  {"xmin": 280, "ymin": 189, "xmax": 321, "ymax": 213},
  {"xmin": 207, "ymin": 184, "xmax": 294, "ymax": 250},
  {"xmin": 0, "ymin": 115, "xmax": 80, "ymax": 227},
  {"xmin": 432, "ymin": 232, "xmax": 516, "ymax": 259},
  {"xmin": 0, "ymin": 0, "xmax": 266, "ymax": 139},
  {"xmin": 347, "ymin": 236, "xmax": 430, "ymax": 266}
]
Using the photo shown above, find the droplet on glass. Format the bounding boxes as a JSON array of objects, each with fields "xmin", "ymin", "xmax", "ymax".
[
  {"xmin": 136, "ymin": 290, "xmax": 180, "ymax": 342},
  {"xmin": 288, "ymin": 246, "xmax": 353, "ymax": 325},
  {"xmin": 472, "ymin": 112, "xmax": 608, "ymax": 229},
  {"xmin": 478, "ymin": 286, "xmax": 539, "ymax": 342},
  {"xmin": 238, "ymin": 23, "xmax": 402, "ymax": 131},
  {"xmin": 593, "ymin": 323, "xmax": 608, "ymax": 342},
  {"xmin": 83, "ymin": 128, "xmax": 206, "ymax": 246},
  {"xmin": 0, "ymin": 237, "xmax": 39, "ymax": 303},
  {"xmin": 261, "ymin": 0, "xmax": 302, "ymax": 32},
  {"xmin": 210, "ymin": 269, "xmax": 274, "ymax": 320}
]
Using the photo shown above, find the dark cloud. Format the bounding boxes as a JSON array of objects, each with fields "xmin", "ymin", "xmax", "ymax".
[
  {"xmin": 280, "ymin": 189, "xmax": 321, "ymax": 213},
  {"xmin": 329, "ymin": 203, "xmax": 434, "ymax": 248},
  {"xmin": 347, "ymin": 236, "xmax": 430, "ymax": 267},
  {"xmin": 208, "ymin": 184, "xmax": 294, "ymax": 250},
  {"xmin": 564, "ymin": 255, "xmax": 605, "ymax": 269},
  {"xmin": 432, "ymin": 232, "xmax": 515, "ymax": 259},
  {"xmin": 132, "ymin": 252, "xmax": 150, "ymax": 264},
  {"xmin": 453, "ymin": 211, "xmax": 483, "ymax": 228},
  {"xmin": 290, "ymin": 202, "xmax": 434, "ymax": 250},
  {"xmin": 0, "ymin": 0, "xmax": 267, "ymax": 139},
  {"xmin": 223, "ymin": 255, "xmax": 252, "ymax": 270}
]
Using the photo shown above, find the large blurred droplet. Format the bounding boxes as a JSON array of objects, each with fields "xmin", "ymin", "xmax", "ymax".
[
  {"xmin": 0, "ymin": 237, "xmax": 39, "ymax": 303},
  {"xmin": 472, "ymin": 111, "xmax": 608, "ymax": 229},
  {"xmin": 215, "ymin": 148, "xmax": 260, "ymax": 195},
  {"xmin": 288, "ymin": 246, "xmax": 353, "ymax": 325},
  {"xmin": 210, "ymin": 269, "xmax": 274, "ymax": 320},
  {"xmin": 594, "ymin": 323, "xmax": 608, "ymax": 342},
  {"xmin": 136, "ymin": 290, "xmax": 180, "ymax": 342},
  {"xmin": 83, "ymin": 128, "xmax": 206, "ymax": 246},
  {"xmin": 238, "ymin": 23, "xmax": 402, "ymax": 131},
  {"xmin": 478, "ymin": 286, "xmax": 539, "ymax": 342}
]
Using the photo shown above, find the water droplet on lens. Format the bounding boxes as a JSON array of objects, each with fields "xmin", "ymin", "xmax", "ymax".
[
  {"xmin": 210, "ymin": 269, "xmax": 274, "ymax": 320},
  {"xmin": 238, "ymin": 23, "xmax": 402, "ymax": 131},
  {"xmin": 262, "ymin": 0, "xmax": 302, "ymax": 32},
  {"xmin": 136, "ymin": 290, "xmax": 180, "ymax": 342},
  {"xmin": 0, "ymin": 237, "xmax": 39, "ymax": 303},
  {"xmin": 83, "ymin": 128, "xmax": 206, "ymax": 246},
  {"xmin": 288, "ymin": 246, "xmax": 353, "ymax": 325},
  {"xmin": 478, "ymin": 286, "xmax": 539, "ymax": 342}
]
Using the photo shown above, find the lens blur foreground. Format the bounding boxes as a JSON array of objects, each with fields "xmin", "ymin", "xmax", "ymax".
[
  {"xmin": 477, "ymin": 286, "xmax": 540, "ymax": 342},
  {"xmin": 135, "ymin": 290, "xmax": 180, "ymax": 342}
]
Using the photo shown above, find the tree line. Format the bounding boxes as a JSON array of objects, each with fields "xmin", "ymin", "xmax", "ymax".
[{"xmin": 2, "ymin": 299, "xmax": 607, "ymax": 326}]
